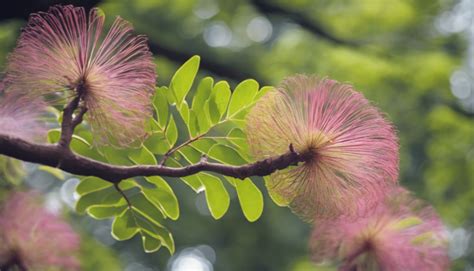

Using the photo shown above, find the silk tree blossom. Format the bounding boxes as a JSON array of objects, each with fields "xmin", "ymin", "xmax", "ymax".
[
  {"xmin": 310, "ymin": 188, "xmax": 449, "ymax": 271},
  {"xmin": 4, "ymin": 5, "xmax": 156, "ymax": 147},
  {"xmin": 246, "ymin": 75, "xmax": 399, "ymax": 220},
  {"xmin": 0, "ymin": 191, "xmax": 80, "ymax": 270},
  {"xmin": 0, "ymin": 93, "xmax": 47, "ymax": 142}
]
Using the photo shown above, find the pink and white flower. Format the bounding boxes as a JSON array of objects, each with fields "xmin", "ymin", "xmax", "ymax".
[
  {"xmin": 246, "ymin": 75, "xmax": 399, "ymax": 219},
  {"xmin": 0, "ymin": 191, "xmax": 80, "ymax": 270},
  {"xmin": 4, "ymin": 5, "xmax": 156, "ymax": 146},
  {"xmin": 0, "ymin": 93, "xmax": 47, "ymax": 142},
  {"xmin": 310, "ymin": 188, "xmax": 449, "ymax": 271}
]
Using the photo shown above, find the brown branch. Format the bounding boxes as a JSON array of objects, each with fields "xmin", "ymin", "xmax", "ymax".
[
  {"xmin": 159, "ymin": 133, "xmax": 205, "ymax": 165},
  {"xmin": 0, "ymin": 134, "xmax": 304, "ymax": 183},
  {"xmin": 338, "ymin": 242, "xmax": 370, "ymax": 271},
  {"xmin": 58, "ymin": 95, "xmax": 81, "ymax": 148}
]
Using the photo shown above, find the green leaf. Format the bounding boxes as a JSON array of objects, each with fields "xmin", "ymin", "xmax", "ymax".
[
  {"xmin": 254, "ymin": 86, "xmax": 273, "ymax": 101},
  {"xmin": 144, "ymin": 131, "xmax": 170, "ymax": 155},
  {"xmin": 111, "ymin": 209, "xmax": 139, "ymax": 241},
  {"xmin": 226, "ymin": 128, "xmax": 249, "ymax": 153},
  {"xmin": 181, "ymin": 175, "xmax": 204, "ymax": 192},
  {"xmin": 208, "ymin": 144, "xmax": 247, "ymax": 165},
  {"xmin": 153, "ymin": 87, "xmax": 169, "ymax": 128},
  {"xmin": 76, "ymin": 177, "xmax": 112, "ymax": 195},
  {"xmin": 196, "ymin": 108, "xmax": 211, "ymax": 134},
  {"xmin": 165, "ymin": 158, "xmax": 203, "ymax": 192},
  {"xmin": 132, "ymin": 209, "xmax": 175, "ymax": 254},
  {"xmin": 101, "ymin": 146, "xmax": 132, "ymax": 165},
  {"xmin": 227, "ymin": 79, "xmax": 259, "ymax": 118},
  {"xmin": 141, "ymin": 232, "xmax": 162, "ymax": 253},
  {"xmin": 178, "ymin": 100, "xmax": 190, "ymax": 125},
  {"xmin": 192, "ymin": 77, "xmax": 214, "ymax": 114},
  {"xmin": 234, "ymin": 178, "xmax": 264, "ymax": 222},
  {"xmin": 144, "ymin": 176, "xmax": 180, "ymax": 220},
  {"xmin": 188, "ymin": 109, "xmax": 199, "ymax": 137},
  {"xmin": 190, "ymin": 138, "xmax": 216, "ymax": 153},
  {"xmin": 76, "ymin": 180, "xmax": 136, "ymax": 213},
  {"xmin": 178, "ymin": 145, "xmax": 202, "ymax": 164},
  {"xmin": 170, "ymin": 55, "xmax": 200, "ymax": 106},
  {"xmin": 206, "ymin": 99, "xmax": 219, "ymax": 125},
  {"xmin": 47, "ymin": 129, "xmax": 60, "ymax": 143},
  {"xmin": 87, "ymin": 202, "xmax": 128, "ymax": 219},
  {"xmin": 129, "ymin": 145, "xmax": 157, "ymax": 165},
  {"xmin": 165, "ymin": 115, "xmax": 178, "ymax": 148},
  {"xmin": 210, "ymin": 81, "xmax": 231, "ymax": 120},
  {"xmin": 199, "ymin": 173, "xmax": 230, "ymax": 219},
  {"xmin": 129, "ymin": 192, "xmax": 166, "ymax": 226},
  {"xmin": 76, "ymin": 186, "xmax": 123, "ymax": 213},
  {"xmin": 264, "ymin": 176, "xmax": 290, "ymax": 207}
]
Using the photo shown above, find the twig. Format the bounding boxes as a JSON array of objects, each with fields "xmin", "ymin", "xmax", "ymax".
[
  {"xmin": 338, "ymin": 242, "xmax": 370, "ymax": 271},
  {"xmin": 0, "ymin": 134, "xmax": 305, "ymax": 183},
  {"xmin": 58, "ymin": 95, "xmax": 82, "ymax": 148},
  {"xmin": 159, "ymin": 134, "xmax": 205, "ymax": 165}
]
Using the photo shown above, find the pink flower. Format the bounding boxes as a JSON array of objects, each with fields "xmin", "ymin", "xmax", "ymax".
[
  {"xmin": 246, "ymin": 75, "xmax": 399, "ymax": 220},
  {"xmin": 0, "ymin": 191, "xmax": 80, "ymax": 270},
  {"xmin": 0, "ymin": 93, "xmax": 47, "ymax": 142},
  {"xmin": 4, "ymin": 5, "xmax": 156, "ymax": 147},
  {"xmin": 310, "ymin": 188, "xmax": 449, "ymax": 271}
]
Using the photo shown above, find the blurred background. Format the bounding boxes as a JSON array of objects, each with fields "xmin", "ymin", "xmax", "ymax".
[{"xmin": 0, "ymin": 0, "xmax": 473, "ymax": 270}]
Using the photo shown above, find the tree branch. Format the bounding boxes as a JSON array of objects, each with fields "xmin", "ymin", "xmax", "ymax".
[
  {"xmin": 251, "ymin": 0, "xmax": 358, "ymax": 46},
  {"xmin": 0, "ymin": 134, "xmax": 305, "ymax": 183},
  {"xmin": 148, "ymin": 42, "xmax": 268, "ymax": 84},
  {"xmin": 58, "ymin": 95, "xmax": 82, "ymax": 148}
]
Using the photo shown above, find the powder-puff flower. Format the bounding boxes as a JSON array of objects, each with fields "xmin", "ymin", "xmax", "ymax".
[
  {"xmin": 310, "ymin": 188, "xmax": 449, "ymax": 271},
  {"xmin": 0, "ymin": 191, "xmax": 80, "ymax": 270},
  {"xmin": 0, "ymin": 93, "xmax": 47, "ymax": 142},
  {"xmin": 4, "ymin": 5, "xmax": 156, "ymax": 147},
  {"xmin": 246, "ymin": 75, "xmax": 399, "ymax": 219}
]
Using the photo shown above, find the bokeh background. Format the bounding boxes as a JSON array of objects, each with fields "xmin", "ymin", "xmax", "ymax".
[{"xmin": 0, "ymin": 0, "xmax": 473, "ymax": 270}]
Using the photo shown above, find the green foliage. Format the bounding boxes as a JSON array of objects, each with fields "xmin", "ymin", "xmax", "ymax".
[{"xmin": 67, "ymin": 56, "xmax": 269, "ymax": 255}]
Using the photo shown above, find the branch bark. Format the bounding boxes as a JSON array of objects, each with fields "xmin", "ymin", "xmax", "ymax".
[{"xmin": 0, "ymin": 134, "xmax": 304, "ymax": 183}]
